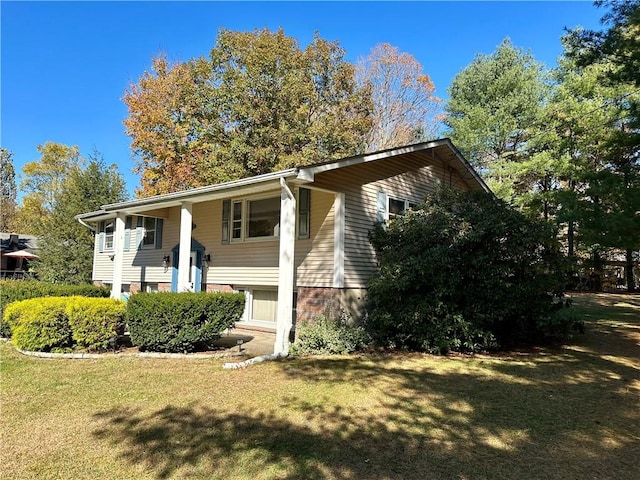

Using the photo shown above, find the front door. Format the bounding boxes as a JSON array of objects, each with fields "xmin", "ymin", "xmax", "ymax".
[{"xmin": 171, "ymin": 239, "xmax": 205, "ymax": 292}]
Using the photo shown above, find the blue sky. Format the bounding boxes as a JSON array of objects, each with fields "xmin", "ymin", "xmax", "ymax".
[{"xmin": 2, "ymin": 1, "xmax": 605, "ymax": 199}]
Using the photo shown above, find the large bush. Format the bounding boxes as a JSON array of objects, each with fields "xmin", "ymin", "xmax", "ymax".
[
  {"xmin": 67, "ymin": 297, "xmax": 126, "ymax": 350},
  {"xmin": 290, "ymin": 314, "xmax": 370, "ymax": 355},
  {"xmin": 366, "ymin": 187, "xmax": 578, "ymax": 353},
  {"xmin": 8, "ymin": 298, "xmax": 73, "ymax": 352},
  {"xmin": 4, "ymin": 296, "xmax": 125, "ymax": 352},
  {"xmin": 0, "ymin": 280, "xmax": 109, "ymax": 337},
  {"xmin": 126, "ymin": 292, "xmax": 245, "ymax": 353}
]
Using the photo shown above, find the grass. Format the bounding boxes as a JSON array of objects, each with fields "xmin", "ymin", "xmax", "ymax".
[{"xmin": 1, "ymin": 292, "xmax": 638, "ymax": 479}]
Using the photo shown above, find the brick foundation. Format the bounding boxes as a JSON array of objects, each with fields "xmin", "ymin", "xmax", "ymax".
[{"xmin": 296, "ymin": 287, "xmax": 367, "ymax": 323}]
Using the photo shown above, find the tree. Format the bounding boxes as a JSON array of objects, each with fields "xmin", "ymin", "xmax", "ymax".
[
  {"xmin": 356, "ymin": 43, "xmax": 442, "ymax": 151},
  {"xmin": 366, "ymin": 187, "xmax": 576, "ymax": 354},
  {"xmin": 124, "ymin": 28, "xmax": 372, "ymax": 197},
  {"xmin": 0, "ymin": 148, "xmax": 18, "ymax": 232},
  {"xmin": 563, "ymin": 0, "xmax": 640, "ymax": 291},
  {"xmin": 445, "ymin": 39, "xmax": 548, "ymax": 172},
  {"xmin": 123, "ymin": 55, "xmax": 225, "ymax": 197},
  {"xmin": 34, "ymin": 152, "xmax": 128, "ymax": 284}
]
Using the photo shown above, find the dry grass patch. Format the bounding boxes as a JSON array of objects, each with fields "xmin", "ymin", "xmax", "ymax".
[{"xmin": 1, "ymin": 292, "xmax": 638, "ymax": 479}]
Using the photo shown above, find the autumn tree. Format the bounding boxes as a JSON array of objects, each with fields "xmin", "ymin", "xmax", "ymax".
[
  {"xmin": 17, "ymin": 142, "xmax": 83, "ymax": 236},
  {"xmin": 0, "ymin": 148, "xmax": 18, "ymax": 232},
  {"xmin": 125, "ymin": 28, "xmax": 372, "ymax": 197},
  {"xmin": 123, "ymin": 56, "xmax": 225, "ymax": 196},
  {"xmin": 34, "ymin": 151, "xmax": 128, "ymax": 284},
  {"xmin": 357, "ymin": 43, "xmax": 442, "ymax": 151}
]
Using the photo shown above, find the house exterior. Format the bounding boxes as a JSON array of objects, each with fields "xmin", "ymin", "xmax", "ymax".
[
  {"xmin": 0, "ymin": 233, "xmax": 39, "ymax": 279},
  {"xmin": 78, "ymin": 139, "xmax": 490, "ymax": 354}
]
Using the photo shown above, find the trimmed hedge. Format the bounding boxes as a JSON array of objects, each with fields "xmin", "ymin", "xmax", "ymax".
[
  {"xmin": 126, "ymin": 292, "xmax": 245, "ymax": 353},
  {"xmin": 8, "ymin": 298, "xmax": 73, "ymax": 352},
  {"xmin": 67, "ymin": 297, "xmax": 127, "ymax": 350},
  {"xmin": 0, "ymin": 280, "xmax": 110, "ymax": 337},
  {"xmin": 3, "ymin": 296, "xmax": 125, "ymax": 352}
]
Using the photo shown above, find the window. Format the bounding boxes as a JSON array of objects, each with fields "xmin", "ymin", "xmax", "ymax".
[
  {"xmin": 136, "ymin": 216, "xmax": 163, "ymax": 249},
  {"xmin": 377, "ymin": 191, "xmax": 417, "ymax": 223},
  {"xmin": 232, "ymin": 201, "xmax": 243, "ymax": 239},
  {"xmin": 247, "ymin": 197, "xmax": 280, "ymax": 238},
  {"xmin": 236, "ymin": 287, "xmax": 278, "ymax": 326},
  {"xmin": 222, "ymin": 195, "xmax": 284, "ymax": 242},
  {"xmin": 142, "ymin": 217, "xmax": 157, "ymax": 247},
  {"xmin": 297, "ymin": 188, "xmax": 310, "ymax": 239},
  {"xmin": 103, "ymin": 221, "xmax": 114, "ymax": 251}
]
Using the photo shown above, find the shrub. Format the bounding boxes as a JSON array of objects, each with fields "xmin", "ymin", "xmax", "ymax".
[
  {"xmin": 0, "ymin": 280, "xmax": 109, "ymax": 337},
  {"xmin": 366, "ymin": 187, "xmax": 579, "ymax": 353},
  {"xmin": 290, "ymin": 314, "xmax": 370, "ymax": 355},
  {"xmin": 126, "ymin": 292, "xmax": 245, "ymax": 353},
  {"xmin": 9, "ymin": 298, "xmax": 73, "ymax": 352},
  {"xmin": 67, "ymin": 297, "xmax": 126, "ymax": 351}
]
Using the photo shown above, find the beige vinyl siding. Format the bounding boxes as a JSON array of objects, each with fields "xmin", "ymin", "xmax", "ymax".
[
  {"xmin": 295, "ymin": 189, "xmax": 335, "ymax": 288},
  {"xmin": 312, "ymin": 152, "xmax": 469, "ymax": 288}
]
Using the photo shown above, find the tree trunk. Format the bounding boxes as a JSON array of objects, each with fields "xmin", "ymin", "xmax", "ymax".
[{"xmin": 625, "ymin": 249, "xmax": 635, "ymax": 292}]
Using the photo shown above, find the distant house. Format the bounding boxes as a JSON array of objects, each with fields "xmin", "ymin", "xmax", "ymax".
[
  {"xmin": 78, "ymin": 139, "xmax": 490, "ymax": 354},
  {"xmin": 0, "ymin": 233, "xmax": 39, "ymax": 279}
]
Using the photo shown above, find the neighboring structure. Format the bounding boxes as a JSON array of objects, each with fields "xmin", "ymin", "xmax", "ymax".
[
  {"xmin": 0, "ymin": 233, "xmax": 39, "ymax": 279},
  {"xmin": 78, "ymin": 139, "xmax": 490, "ymax": 354}
]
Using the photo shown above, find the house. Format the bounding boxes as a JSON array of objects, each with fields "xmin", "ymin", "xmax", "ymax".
[
  {"xmin": 77, "ymin": 139, "xmax": 490, "ymax": 354},
  {"xmin": 0, "ymin": 233, "xmax": 39, "ymax": 279}
]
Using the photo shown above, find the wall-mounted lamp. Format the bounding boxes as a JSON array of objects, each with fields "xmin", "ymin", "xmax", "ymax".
[
  {"xmin": 162, "ymin": 255, "xmax": 171, "ymax": 272},
  {"xmin": 203, "ymin": 253, "xmax": 211, "ymax": 268},
  {"xmin": 109, "ymin": 254, "xmax": 115, "ymax": 262}
]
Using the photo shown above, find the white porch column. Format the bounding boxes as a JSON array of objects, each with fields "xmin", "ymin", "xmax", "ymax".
[
  {"xmin": 177, "ymin": 202, "xmax": 193, "ymax": 292},
  {"xmin": 110, "ymin": 213, "xmax": 126, "ymax": 299},
  {"xmin": 274, "ymin": 179, "xmax": 296, "ymax": 354},
  {"xmin": 333, "ymin": 192, "xmax": 345, "ymax": 288}
]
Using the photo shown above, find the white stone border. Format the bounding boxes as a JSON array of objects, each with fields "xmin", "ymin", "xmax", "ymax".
[
  {"xmin": 15, "ymin": 347, "xmax": 244, "ymax": 360},
  {"xmin": 223, "ymin": 352, "xmax": 289, "ymax": 369}
]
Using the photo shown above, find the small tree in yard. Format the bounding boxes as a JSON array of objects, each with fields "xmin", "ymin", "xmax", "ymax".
[{"xmin": 366, "ymin": 188, "xmax": 579, "ymax": 353}]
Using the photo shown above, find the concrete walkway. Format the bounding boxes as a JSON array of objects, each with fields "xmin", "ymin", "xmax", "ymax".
[{"xmin": 212, "ymin": 327, "xmax": 276, "ymax": 357}]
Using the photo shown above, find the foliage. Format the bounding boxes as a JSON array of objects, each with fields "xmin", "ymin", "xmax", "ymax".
[
  {"xmin": 34, "ymin": 151, "xmax": 128, "ymax": 284},
  {"xmin": 124, "ymin": 28, "xmax": 372, "ymax": 197},
  {"xmin": 5, "ymin": 296, "xmax": 125, "ymax": 352},
  {"xmin": 67, "ymin": 297, "xmax": 126, "ymax": 351},
  {"xmin": 126, "ymin": 292, "xmax": 245, "ymax": 352},
  {"xmin": 446, "ymin": 39, "xmax": 548, "ymax": 171},
  {"xmin": 0, "ymin": 280, "xmax": 109, "ymax": 336},
  {"xmin": 0, "ymin": 147, "xmax": 18, "ymax": 232},
  {"xmin": 8, "ymin": 297, "xmax": 73, "ymax": 352},
  {"xmin": 290, "ymin": 313, "xmax": 370, "ymax": 355},
  {"xmin": 356, "ymin": 43, "xmax": 442, "ymax": 151},
  {"xmin": 366, "ymin": 188, "xmax": 577, "ymax": 353}
]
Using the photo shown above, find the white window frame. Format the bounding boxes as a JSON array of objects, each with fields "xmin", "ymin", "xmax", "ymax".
[
  {"xmin": 141, "ymin": 216, "xmax": 158, "ymax": 249},
  {"xmin": 103, "ymin": 220, "xmax": 115, "ymax": 251},
  {"xmin": 234, "ymin": 286, "xmax": 279, "ymax": 328},
  {"xmin": 225, "ymin": 194, "xmax": 282, "ymax": 243}
]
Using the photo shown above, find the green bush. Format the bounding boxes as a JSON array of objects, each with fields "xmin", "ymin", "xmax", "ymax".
[
  {"xmin": 126, "ymin": 292, "xmax": 245, "ymax": 353},
  {"xmin": 67, "ymin": 297, "xmax": 126, "ymax": 351},
  {"xmin": 0, "ymin": 280, "xmax": 109, "ymax": 337},
  {"xmin": 366, "ymin": 187, "xmax": 580, "ymax": 353},
  {"xmin": 290, "ymin": 314, "xmax": 371, "ymax": 355},
  {"xmin": 9, "ymin": 298, "xmax": 73, "ymax": 352}
]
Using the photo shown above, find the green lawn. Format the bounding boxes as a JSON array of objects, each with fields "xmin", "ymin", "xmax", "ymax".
[{"xmin": 1, "ymin": 292, "xmax": 638, "ymax": 480}]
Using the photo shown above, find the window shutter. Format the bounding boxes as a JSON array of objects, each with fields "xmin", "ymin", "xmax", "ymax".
[
  {"xmin": 155, "ymin": 218, "xmax": 163, "ymax": 249},
  {"xmin": 97, "ymin": 221, "xmax": 105, "ymax": 253},
  {"xmin": 124, "ymin": 216, "xmax": 132, "ymax": 252},
  {"xmin": 222, "ymin": 200, "xmax": 230, "ymax": 244},
  {"xmin": 136, "ymin": 216, "xmax": 143, "ymax": 249},
  {"xmin": 298, "ymin": 188, "xmax": 310, "ymax": 239},
  {"xmin": 376, "ymin": 191, "xmax": 388, "ymax": 224}
]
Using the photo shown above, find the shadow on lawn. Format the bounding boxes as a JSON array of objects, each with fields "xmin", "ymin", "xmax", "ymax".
[{"xmin": 92, "ymin": 314, "xmax": 639, "ymax": 479}]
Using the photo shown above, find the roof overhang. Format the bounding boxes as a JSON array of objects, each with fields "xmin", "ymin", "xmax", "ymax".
[{"xmin": 76, "ymin": 138, "xmax": 490, "ymax": 224}]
